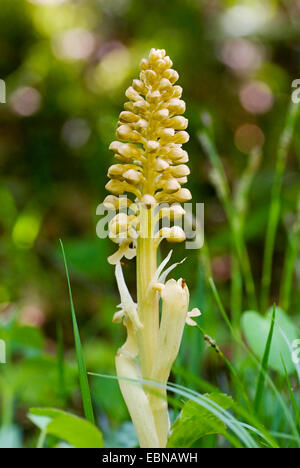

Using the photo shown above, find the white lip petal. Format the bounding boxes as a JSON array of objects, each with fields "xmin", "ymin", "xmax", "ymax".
[
  {"xmin": 185, "ymin": 308, "xmax": 201, "ymax": 326},
  {"xmin": 186, "ymin": 317, "xmax": 198, "ymax": 326},
  {"xmin": 188, "ymin": 308, "xmax": 201, "ymax": 318}
]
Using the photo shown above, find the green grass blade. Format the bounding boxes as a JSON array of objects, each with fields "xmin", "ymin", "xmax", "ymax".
[
  {"xmin": 60, "ymin": 239, "xmax": 95, "ymax": 425},
  {"xmin": 199, "ymin": 130, "xmax": 257, "ymax": 310},
  {"xmin": 208, "ymin": 277, "xmax": 237, "ymax": 338},
  {"xmin": 254, "ymin": 305, "xmax": 276, "ymax": 413},
  {"xmin": 89, "ymin": 372, "xmax": 260, "ymax": 448},
  {"xmin": 260, "ymin": 102, "xmax": 299, "ymax": 312},
  {"xmin": 280, "ymin": 200, "xmax": 300, "ymax": 311},
  {"xmin": 197, "ymin": 325, "xmax": 252, "ymax": 410}
]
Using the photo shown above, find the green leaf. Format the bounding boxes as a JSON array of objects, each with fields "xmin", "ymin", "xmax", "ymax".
[
  {"xmin": 0, "ymin": 425, "xmax": 22, "ymax": 449},
  {"xmin": 29, "ymin": 408, "xmax": 103, "ymax": 448},
  {"xmin": 56, "ymin": 239, "xmax": 113, "ymax": 281},
  {"xmin": 254, "ymin": 305, "xmax": 276, "ymax": 412},
  {"xmin": 11, "ymin": 325, "xmax": 44, "ymax": 357},
  {"xmin": 241, "ymin": 307, "xmax": 299, "ymax": 375},
  {"xmin": 167, "ymin": 393, "xmax": 234, "ymax": 448},
  {"xmin": 0, "ymin": 322, "xmax": 44, "ymax": 358},
  {"xmin": 105, "ymin": 422, "xmax": 138, "ymax": 448}
]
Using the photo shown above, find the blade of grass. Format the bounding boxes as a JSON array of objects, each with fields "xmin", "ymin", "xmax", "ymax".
[
  {"xmin": 232, "ymin": 149, "xmax": 262, "ymax": 325},
  {"xmin": 260, "ymin": 102, "xmax": 299, "ymax": 312},
  {"xmin": 208, "ymin": 277, "xmax": 237, "ymax": 338},
  {"xmin": 197, "ymin": 325, "xmax": 252, "ymax": 410},
  {"xmin": 172, "ymin": 365, "xmax": 219, "ymax": 394},
  {"xmin": 254, "ymin": 304, "xmax": 276, "ymax": 413},
  {"xmin": 89, "ymin": 372, "xmax": 260, "ymax": 448},
  {"xmin": 60, "ymin": 239, "xmax": 95, "ymax": 425},
  {"xmin": 280, "ymin": 199, "xmax": 300, "ymax": 311},
  {"xmin": 198, "ymin": 130, "xmax": 257, "ymax": 310}
]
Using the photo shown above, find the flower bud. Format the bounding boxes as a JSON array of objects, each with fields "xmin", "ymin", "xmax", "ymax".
[
  {"xmin": 120, "ymin": 111, "xmax": 139, "ymax": 123},
  {"xmin": 170, "ymin": 164, "xmax": 190, "ymax": 177},
  {"xmin": 167, "ymin": 116, "xmax": 188, "ymax": 130},
  {"xmin": 172, "ymin": 188, "xmax": 192, "ymax": 202},
  {"xmin": 103, "ymin": 195, "xmax": 131, "ymax": 210},
  {"xmin": 132, "ymin": 79, "xmax": 146, "ymax": 93},
  {"xmin": 109, "ymin": 213, "xmax": 130, "ymax": 236},
  {"xmin": 159, "ymin": 226, "xmax": 186, "ymax": 242},
  {"xmin": 123, "ymin": 169, "xmax": 143, "ymax": 184},
  {"xmin": 108, "ymin": 164, "xmax": 125, "ymax": 179},
  {"xmin": 163, "ymin": 69, "xmax": 179, "ymax": 84},
  {"xmin": 159, "ymin": 204, "xmax": 185, "ymax": 220},
  {"xmin": 167, "ymin": 98, "xmax": 186, "ymax": 114},
  {"xmin": 125, "ymin": 86, "xmax": 142, "ymax": 102},
  {"xmin": 155, "ymin": 158, "xmax": 169, "ymax": 172},
  {"xmin": 173, "ymin": 131, "xmax": 189, "ymax": 144},
  {"xmin": 160, "ymin": 178, "xmax": 181, "ymax": 193},
  {"xmin": 153, "ymin": 109, "xmax": 169, "ymax": 120}
]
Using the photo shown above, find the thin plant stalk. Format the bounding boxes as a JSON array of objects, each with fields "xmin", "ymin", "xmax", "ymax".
[
  {"xmin": 260, "ymin": 102, "xmax": 299, "ymax": 312},
  {"xmin": 280, "ymin": 201, "xmax": 300, "ymax": 311},
  {"xmin": 199, "ymin": 130, "xmax": 257, "ymax": 310},
  {"xmin": 60, "ymin": 240, "xmax": 95, "ymax": 425}
]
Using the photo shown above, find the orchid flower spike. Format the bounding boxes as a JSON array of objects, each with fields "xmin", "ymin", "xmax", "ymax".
[{"xmin": 103, "ymin": 48, "xmax": 201, "ymax": 449}]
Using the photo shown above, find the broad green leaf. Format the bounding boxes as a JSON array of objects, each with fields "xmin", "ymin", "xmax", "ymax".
[
  {"xmin": 57, "ymin": 239, "xmax": 113, "ymax": 281},
  {"xmin": 167, "ymin": 393, "xmax": 233, "ymax": 448},
  {"xmin": 0, "ymin": 425, "xmax": 22, "ymax": 449},
  {"xmin": 29, "ymin": 408, "xmax": 103, "ymax": 448},
  {"xmin": 5, "ymin": 356, "xmax": 77, "ymax": 407},
  {"xmin": 105, "ymin": 422, "xmax": 138, "ymax": 448},
  {"xmin": 11, "ymin": 325, "xmax": 44, "ymax": 356},
  {"xmin": 0, "ymin": 322, "xmax": 44, "ymax": 358},
  {"xmin": 241, "ymin": 307, "xmax": 299, "ymax": 375}
]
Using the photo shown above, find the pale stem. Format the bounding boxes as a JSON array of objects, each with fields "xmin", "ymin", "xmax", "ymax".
[{"xmin": 136, "ymin": 206, "xmax": 158, "ymax": 379}]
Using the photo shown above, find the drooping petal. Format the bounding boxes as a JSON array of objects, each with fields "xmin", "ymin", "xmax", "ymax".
[{"xmin": 115, "ymin": 262, "xmax": 143, "ymax": 330}]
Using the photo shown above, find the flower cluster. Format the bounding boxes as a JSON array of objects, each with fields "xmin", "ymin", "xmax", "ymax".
[{"xmin": 104, "ymin": 48, "xmax": 192, "ymax": 264}]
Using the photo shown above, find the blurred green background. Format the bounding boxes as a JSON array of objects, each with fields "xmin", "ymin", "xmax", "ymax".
[{"xmin": 0, "ymin": 0, "xmax": 300, "ymax": 448}]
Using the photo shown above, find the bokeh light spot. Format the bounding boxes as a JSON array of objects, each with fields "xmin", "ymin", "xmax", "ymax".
[
  {"xmin": 92, "ymin": 45, "xmax": 130, "ymax": 92},
  {"xmin": 12, "ymin": 213, "xmax": 41, "ymax": 250},
  {"xmin": 10, "ymin": 87, "xmax": 41, "ymax": 117},
  {"xmin": 52, "ymin": 28, "xmax": 95, "ymax": 61},
  {"xmin": 220, "ymin": 39, "xmax": 263, "ymax": 74},
  {"xmin": 239, "ymin": 81, "xmax": 273, "ymax": 114},
  {"xmin": 28, "ymin": 0, "xmax": 67, "ymax": 4},
  {"xmin": 234, "ymin": 123, "xmax": 265, "ymax": 154},
  {"xmin": 221, "ymin": 4, "xmax": 274, "ymax": 37},
  {"xmin": 62, "ymin": 118, "xmax": 91, "ymax": 149}
]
